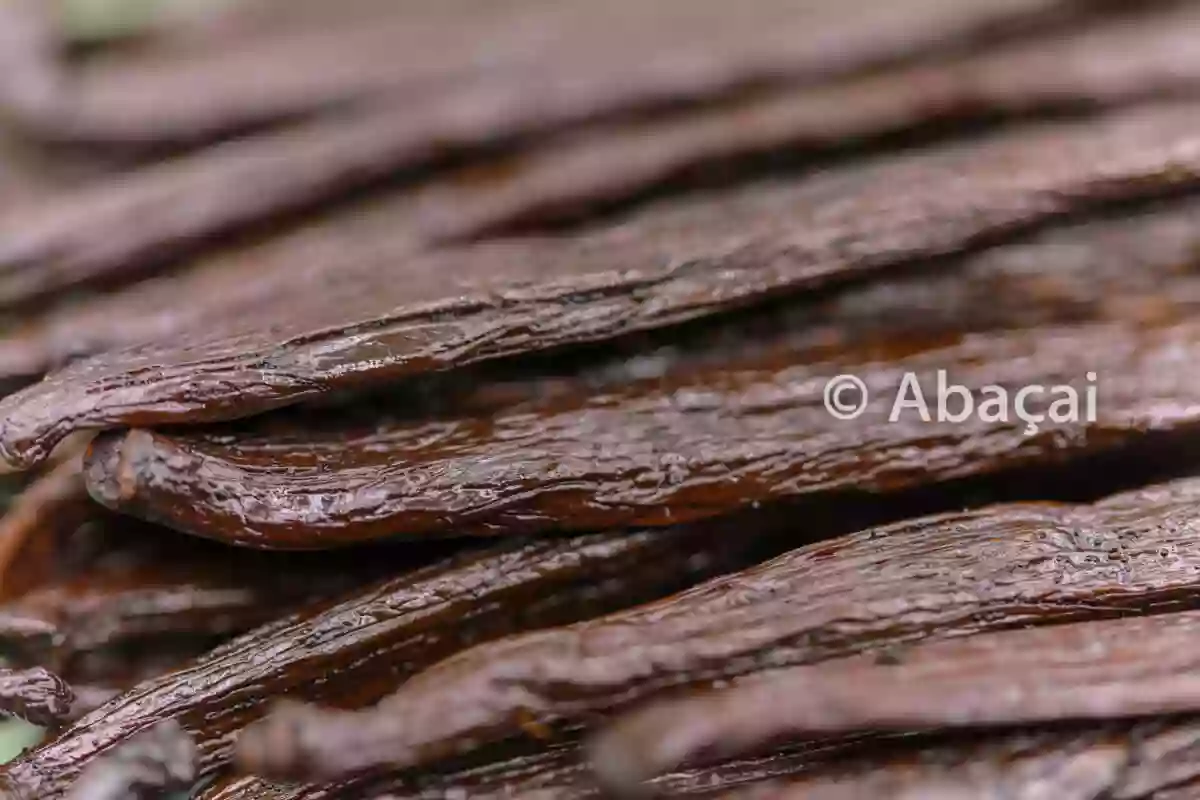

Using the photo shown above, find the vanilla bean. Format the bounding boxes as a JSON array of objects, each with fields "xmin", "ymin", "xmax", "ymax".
[
  {"xmin": 0, "ymin": 666, "xmax": 73, "ymax": 728},
  {"xmin": 63, "ymin": 720, "xmax": 196, "ymax": 800},
  {"xmin": 10, "ymin": 101, "xmax": 1200, "ymax": 469},
  {"xmin": 0, "ymin": 515, "xmax": 778, "ymax": 797},
  {"xmin": 235, "ymin": 475, "xmax": 1200, "ymax": 781},
  {"xmin": 590, "ymin": 611, "xmax": 1200, "ymax": 795}
]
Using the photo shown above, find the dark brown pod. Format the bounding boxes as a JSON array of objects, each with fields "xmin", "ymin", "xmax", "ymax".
[
  {"xmin": 200, "ymin": 738, "xmax": 872, "ymax": 800},
  {"xmin": 0, "ymin": 540, "xmax": 411, "ymax": 674},
  {"xmin": 590, "ymin": 610, "xmax": 1200, "ymax": 795},
  {"xmin": 0, "ymin": 667, "xmax": 73, "ymax": 728},
  {"xmin": 205, "ymin": 719, "xmax": 1200, "ymax": 800},
  {"xmin": 81, "ymin": 316, "xmax": 1200, "ymax": 547},
  {"xmin": 233, "ymin": 475, "xmax": 1200, "ymax": 781},
  {"xmin": 10, "ymin": 130, "xmax": 1200, "ymax": 409},
  {"xmin": 63, "ymin": 720, "xmax": 195, "ymax": 800},
  {"xmin": 0, "ymin": 514, "xmax": 780, "ymax": 798},
  {"xmin": 717, "ymin": 721, "xmax": 1200, "ymax": 800},
  {"xmin": 430, "ymin": 3, "xmax": 1200, "ymax": 241},
  {"xmin": 2, "ymin": 2, "xmax": 1199, "ymax": 323},
  {"xmin": 9, "ymin": 100, "xmax": 1200, "ymax": 469},
  {"xmin": 0, "ymin": 0, "xmax": 1103, "ymax": 148},
  {"xmin": 0, "ymin": 454, "xmax": 92, "ymax": 602}
]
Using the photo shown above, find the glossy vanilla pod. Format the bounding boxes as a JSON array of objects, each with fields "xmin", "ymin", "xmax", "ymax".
[
  {"xmin": 198, "ymin": 737, "xmax": 883, "ymax": 800},
  {"xmin": 11, "ymin": 102, "xmax": 1200, "ymax": 468},
  {"xmin": 717, "ymin": 720, "xmax": 1200, "ymax": 800},
  {"xmin": 0, "ymin": 454, "xmax": 92, "ymax": 603},
  {"xmin": 0, "ymin": 667, "xmax": 72, "ymax": 728},
  {"xmin": 79, "ymin": 317, "xmax": 1200, "ymax": 547},
  {"xmin": 0, "ymin": 1, "xmax": 1198, "ymax": 321},
  {"xmin": 7, "ymin": 176, "xmax": 1200, "ymax": 444},
  {"xmin": 589, "ymin": 611, "xmax": 1200, "ymax": 795},
  {"xmin": 0, "ymin": 0, "xmax": 1107, "ymax": 148},
  {"xmin": 0, "ymin": 514, "xmax": 786, "ymax": 798},
  {"xmin": 62, "ymin": 720, "xmax": 195, "ymax": 800},
  {"xmin": 234, "ymin": 475, "xmax": 1200, "ymax": 781}
]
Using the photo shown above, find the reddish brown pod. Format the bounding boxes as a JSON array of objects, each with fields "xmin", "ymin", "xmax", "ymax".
[
  {"xmin": 80, "ymin": 318, "xmax": 1200, "ymax": 548},
  {"xmin": 233, "ymin": 474, "xmax": 1200, "ymax": 782},
  {"xmin": 0, "ymin": 513, "xmax": 782, "ymax": 797},
  {"xmin": 10, "ymin": 101, "xmax": 1200, "ymax": 469}
]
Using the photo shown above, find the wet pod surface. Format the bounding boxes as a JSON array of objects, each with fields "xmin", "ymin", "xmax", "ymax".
[
  {"xmin": 0, "ymin": 517, "xmax": 779, "ymax": 798},
  {"xmin": 228, "ymin": 474, "xmax": 1200, "ymax": 781},
  {"xmin": 80, "ymin": 317, "xmax": 1200, "ymax": 547},
  {"xmin": 9, "ymin": 102, "xmax": 1200, "ymax": 469}
]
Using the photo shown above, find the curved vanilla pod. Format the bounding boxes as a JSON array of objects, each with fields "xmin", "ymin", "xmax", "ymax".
[
  {"xmin": 199, "ymin": 737, "xmax": 872, "ymax": 800},
  {"xmin": 81, "ymin": 317, "xmax": 1200, "ymax": 547},
  {"xmin": 234, "ymin": 475, "xmax": 1200, "ymax": 782},
  {"xmin": 0, "ymin": 667, "xmax": 73, "ymax": 728},
  {"xmin": 3, "ymin": 3, "xmax": 1199, "ymax": 327},
  {"xmin": 9, "ymin": 186, "xmax": 1200, "ymax": 433},
  {"xmin": 716, "ymin": 719, "xmax": 1200, "ymax": 800},
  {"xmin": 0, "ymin": 517, "xmax": 777, "ymax": 798},
  {"xmin": 10, "ymin": 101, "xmax": 1200, "ymax": 469},
  {"xmin": 431, "ymin": 3, "xmax": 1200, "ymax": 242},
  {"xmin": 0, "ymin": 0, "xmax": 1125, "ymax": 313},
  {"xmin": 9, "ymin": 6, "xmax": 1200, "ymax": 387},
  {"xmin": 0, "ymin": 454, "xmax": 91, "ymax": 602},
  {"xmin": 0, "ymin": 550, "xmax": 393, "ymax": 673},
  {"xmin": 0, "ymin": 0, "xmax": 1101, "ymax": 148},
  {"xmin": 588, "ymin": 611, "xmax": 1200, "ymax": 796},
  {"xmin": 63, "ymin": 720, "xmax": 196, "ymax": 800}
]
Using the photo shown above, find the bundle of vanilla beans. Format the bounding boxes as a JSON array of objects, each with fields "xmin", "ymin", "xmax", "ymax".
[{"xmin": 8, "ymin": 0, "xmax": 1200, "ymax": 797}]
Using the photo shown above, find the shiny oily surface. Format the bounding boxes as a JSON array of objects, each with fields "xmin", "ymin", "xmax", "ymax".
[
  {"xmin": 0, "ymin": 520, "xmax": 772, "ymax": 798},
  {"xmin": 0, "ymin": 454, "xmax": 94, "ymax": 603},
  {"xmin": 5, "ymin": 176, "xmax": 1200, "ymax": 419},
  {"xmin": 82, "ymin": 317, "xmax": 1200, "ymax": 547},
  {"xmin": 9, "ymin": 39, "xmax": 1200, "ymax": 387},
  {"xmin": 0, "ymin": 537, "xmax": 409, "ymax": 675},
  {"xmin": 9, "ymin": 102, "xmax": 1200, "ymax": 468},
  {"xmin": 591, "ymin": 610, "xmax": 1200, "ymax": 795},
  {"xmin": 0, "ymin": 1, "xmax": 1197, "ymax": 321},
  {"xmin": 234, "ymin": 475, "xmax": 1200, "ymax": 781},
  {"xmin": 0, "ymin": 668, "xmax": 72, "ymax": 728}
]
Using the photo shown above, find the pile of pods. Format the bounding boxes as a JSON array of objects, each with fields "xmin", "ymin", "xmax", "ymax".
[{"xmin": 4, "ymin": 0, "xmax": 1200, "ymax": 797}]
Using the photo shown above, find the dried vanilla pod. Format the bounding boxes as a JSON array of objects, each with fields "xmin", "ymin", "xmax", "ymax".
[
  {"xmin": 0, "ymin": 540, "xmax": 410, "ymax": 674},
  {"xmin": 0, "ymin": 515, "xmax": 784, "ymax": 798},
  {"xmin": 589, "ymin": 610, "xmax": 1200, "ymax": 795},
  {"xmin": 3, "ymin": 1, "xmax": 1199, "ymax": 323},
  {"xmin": 78, "ymin": 317, "xmax": 1200, "ymax": 547},
  {"xmin": 0, "ymin": 0, "xmax": 1113, "ymax": 149},
  {"xmin": 9, "ymin": 102, "xmax": 1200, "ymax": 398},
  {"xmin": 0, "ymin": 667, "xmax": 73, "ymax": 728},
  {"xmin": 10, "ymin": 100, "xmax": 1200, "ymax": 469},
  {"xmin": 63, "ymin": 720, "xmax": 196, "ymax": 800},
  {"xmin": 0, "ymin": 453, "xmax": 91, "ymax": 603},
  {"xmin": 233, "ymin": 474, "xmax": 1200, "ymax": 781},
  {"xmin": 713, "ymin": 722, "xmax": 1200, "ymax": 800}
]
